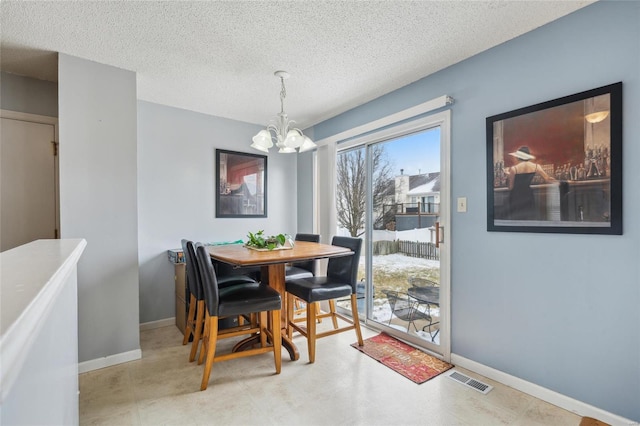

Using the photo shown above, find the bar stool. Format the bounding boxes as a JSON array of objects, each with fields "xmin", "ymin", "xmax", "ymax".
[
  {"xmin": 194, "ymin": 243, "xmax": 282, "ymax": 391},
  {"xmin": 181, "ymin": 239, "xmax": 256, "ymax": 362},
  {"xmin": 285, "ymin": 236, "xmax": 364, "ymax": 363}
]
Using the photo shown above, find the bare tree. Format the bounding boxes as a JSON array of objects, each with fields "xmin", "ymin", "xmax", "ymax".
[{"xmin": 336, "ymin": 145, "xmax": 394, "ymax": 237}]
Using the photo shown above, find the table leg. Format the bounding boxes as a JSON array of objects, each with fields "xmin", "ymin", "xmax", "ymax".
[
  {"xmin": 230, "ymin": 264, "xmax": 299, "ymax": 360},
  {"xmin": 262, "ymin": 264, "xmax": 299, "ymax": 361}
]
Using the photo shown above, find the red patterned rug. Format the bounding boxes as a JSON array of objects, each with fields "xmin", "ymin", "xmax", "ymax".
[{"xmin": 351, "ymin": 333, "xmax": 453, "ymax": 384}]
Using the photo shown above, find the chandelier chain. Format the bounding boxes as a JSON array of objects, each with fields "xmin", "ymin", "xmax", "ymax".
[{"xmin": 279, "ymin": 77, "xmax": 287, "ymax": 114}]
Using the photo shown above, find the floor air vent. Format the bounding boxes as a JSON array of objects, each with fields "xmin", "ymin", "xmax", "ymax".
[{"xmin": 446, "ymin": 370, "xmax": 493, "ymax": 394}]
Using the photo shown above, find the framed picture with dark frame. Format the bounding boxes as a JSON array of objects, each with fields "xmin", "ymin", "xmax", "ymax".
[
  {"xmin": 486, "ymin": 82, "xmax": 622, "ymax": 234},
  {"xmin": 215, "ymin": 149, "xmax": 267, "ymax": 218}
]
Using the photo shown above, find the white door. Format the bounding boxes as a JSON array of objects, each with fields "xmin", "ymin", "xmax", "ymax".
[{"xmin": 1, "ymin": 117, "xmax": 57, "ymax": 252}]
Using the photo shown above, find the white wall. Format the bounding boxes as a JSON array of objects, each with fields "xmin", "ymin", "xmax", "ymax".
[
  {"xmin": 58, "ymin": 54, "xmax": 140, "ymax": 362},
  {"xmin": 0, "ymin": 71, "xmax": 58, "ymax": 117},
  {"xmin": 137, "ymin": 101, "xmax": 298, "ymax": 323}
]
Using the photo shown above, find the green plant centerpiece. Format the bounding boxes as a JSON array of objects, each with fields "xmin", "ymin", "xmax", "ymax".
[{"xmin": 246, "ymin": 230, "xmax": 289, "ymax": 250}]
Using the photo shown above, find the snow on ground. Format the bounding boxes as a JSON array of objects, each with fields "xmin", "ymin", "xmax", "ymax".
[
  {"xmin": 360, "ymin": 252, "xmax": 439, "ymax": 272},
  {"xmin": 353, "ymin": 252, "xmax": 440, "ymax": 344},
  {"xmin": 372, "ymin": 300, "xmax": 440, "ymax": 324},
  {"xmin": 371, "ymin": 304, "xmax": 440, "ymax": 345}
]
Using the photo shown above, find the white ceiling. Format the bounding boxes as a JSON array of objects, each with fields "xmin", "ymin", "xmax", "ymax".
[{"xmin": 1, "ymin": 1, "xmax": 594, "ymax": 129}]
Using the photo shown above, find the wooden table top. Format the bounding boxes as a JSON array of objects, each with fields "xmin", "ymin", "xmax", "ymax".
[{"xmin": 206, "ymin": 241, "xmax": 352, "ymax": 267}]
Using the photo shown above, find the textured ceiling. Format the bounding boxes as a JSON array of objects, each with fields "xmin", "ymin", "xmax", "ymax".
[{"xmin": 1, "ymin": 1, "xmax": 594, "ymax": 128}]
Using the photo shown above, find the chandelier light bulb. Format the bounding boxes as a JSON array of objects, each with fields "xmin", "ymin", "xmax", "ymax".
[
  {"xmin": 298, "ymin": 136, "xmax": 317, "ymax": 153},
  {"xmin": 283, "ymin": 130, "xmax": 305, "ymax": 148},
  {"xmin": 250, "ymin": 130, "xmax": 273, "ymax": 152},
  {"xmin": 250, "ymin": 142, "xmax": 270, "ymax": 153}
]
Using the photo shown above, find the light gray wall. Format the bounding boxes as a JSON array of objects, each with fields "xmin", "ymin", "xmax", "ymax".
[
  {"xmin": 0, "ymin": 71, "xmax": 58, "ymax": 117},
  {"xmin": 137, "ymin": 101, "xmax": 298, "ymax": 323},
  {"xmin": 58, "ymin": 54, "xmax": 140, "ymax": 362},
  {"xmin": 296, "ymin": 129, "xmax": 314, "ymax": 233},
  {"xmin": 308, "ymin": 2, "xmax": 639, "ymax": 422}
]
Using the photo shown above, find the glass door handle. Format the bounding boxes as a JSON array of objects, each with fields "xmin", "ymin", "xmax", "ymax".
[{"xmin": 435, "ymin": 222, "xmax": 444, "ymax": 248}]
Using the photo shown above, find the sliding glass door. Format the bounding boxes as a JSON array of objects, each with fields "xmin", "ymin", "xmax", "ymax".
[{"xmin": 334, "ymin": 112, "xmax": 450, "ymax": 358}]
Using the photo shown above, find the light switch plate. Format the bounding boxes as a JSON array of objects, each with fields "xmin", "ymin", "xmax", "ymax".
[{"xmin": 457, "ymin": 197, "xmax": 467, "ymax": 212}]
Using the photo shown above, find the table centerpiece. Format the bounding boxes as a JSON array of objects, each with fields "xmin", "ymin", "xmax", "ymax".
[{"xmin": 245, "ymin": 230, "xmax": 294, "ymax": 251}]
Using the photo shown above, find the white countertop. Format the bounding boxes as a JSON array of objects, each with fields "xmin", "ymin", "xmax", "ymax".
[
  {"xmin": 1, "ymin": 239, "xmax": 87, "ymax": 402},
  {"xmin": 1, "ymin": 239, "xmax": 87, "ymax": 336}
]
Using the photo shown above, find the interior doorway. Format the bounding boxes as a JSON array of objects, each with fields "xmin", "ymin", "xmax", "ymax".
[{"xmin": 1, "ymin": 110, "xmax": 59, "ymax": 252}]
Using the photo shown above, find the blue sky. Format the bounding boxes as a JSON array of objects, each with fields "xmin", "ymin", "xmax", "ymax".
[{"xmin": 381, "ymin": 127, "xmax": 440, "ymax": 177}]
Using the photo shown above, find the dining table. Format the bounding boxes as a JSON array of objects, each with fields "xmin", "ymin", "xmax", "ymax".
[{"xmin": 206, "ymin": 240, "xmax": 353, "ymax": 361}]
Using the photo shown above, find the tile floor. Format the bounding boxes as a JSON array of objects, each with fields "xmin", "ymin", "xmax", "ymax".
[{"xmin": 80, "ymin": 324, "xmax": 582, "ymax": 425}]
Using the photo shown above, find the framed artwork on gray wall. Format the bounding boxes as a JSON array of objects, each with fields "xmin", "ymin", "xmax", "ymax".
[
  {"xmin": 486, "ymin": 82, "xmax": 622, "ymax": 234},
  {"xmin": 215, "ymin": 149, "xmax": 267, "ymax": 218}
]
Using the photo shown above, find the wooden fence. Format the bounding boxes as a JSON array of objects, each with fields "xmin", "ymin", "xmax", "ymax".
[{"xmin": 372, "ymin": 240, "xmax": 439, "ymax": 260}]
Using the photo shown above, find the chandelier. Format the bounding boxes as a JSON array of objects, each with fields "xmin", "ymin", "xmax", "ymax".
[{"xmin": 250, "ymin": 71, "xmax": 316, "ymax": 154}]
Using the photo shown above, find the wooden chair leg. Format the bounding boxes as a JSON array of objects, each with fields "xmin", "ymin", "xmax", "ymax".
[
  {"xmin": 189, "ymin": 300, "xmax": 205, "ymax": 362},
  {"xmin": 198, "ymin": 313, "xmax": 210, "ymax": 365},
  {"xmin": 293, "ymin": 298, "xmax": 302, "ymax": 316},
  {"xmin": 259, "ymin": 311, "xmax": 268, "ymax": 348},
  {"xmin": 200, "ymin": 315, "xmax": 219, "ymax": 391},
  {"xmin": 272, "ymin": 309, "xmax": 282, "ymax": 374},
  {"xmin": 286, "ymin": 293, "xmax": 295, "ymax": 339},
  {"xmin": 350, "ymin": 294, "xmax": 364, "ymax": 346},
  {"xmin": 293, "ymin": 298, "xmax": 322, "ymax": 322},
  {"xmin": 328, "ymin": 300, "xmax": 338, "ymax": 329},
  {"xmin": 182, "ymin": 294, "xmax": 196, "ymax": 345},
  {"xmin": 307, "ymin": 300, "xmax": 317, "ymax": 363}
]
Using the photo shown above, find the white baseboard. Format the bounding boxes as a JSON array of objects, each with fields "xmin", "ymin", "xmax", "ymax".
[
  {"xmin": 78, "ymin": 319, "xmax": 176, "ymax": 374},
  {"xmin": 78, "ymin": 349, "xmax": 142, "ymax": 374},
  {"xmin": 451, "ymin": 353, "xmax": 634, "ymax": 426},
  {"xmin": 139, "ymin": 317, "xmax": 175, "ymax": 331}
]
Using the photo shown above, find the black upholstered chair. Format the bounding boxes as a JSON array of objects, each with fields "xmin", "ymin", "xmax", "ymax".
[
  {"xmin": 286, "ymin": 233, "xmax": 324, "ymax": 321},
  {"xmin": 213, "ymin": 260, "xmax": 261, "ymax": 287},
  {"xmin": 285, "ymin": 236, "xmax": 364, "ymax": 363},
  {"xmin": 181, "ymin": 239, "xmax": 206, "ymax": 360},
  {"xmin": 285, "ymin": 233, "xmax": 320, "ymax": 280},
  {"xmin": 194, "ymin": 243, "xmax": 282, "ymax": 391},
  {"xmin": 181, "ymin": 239, "xmax": 257, "ymax": 362}
]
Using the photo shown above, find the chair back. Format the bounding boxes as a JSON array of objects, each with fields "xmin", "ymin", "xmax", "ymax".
[
  {"xmin": 195, "ymin": 243, "xmax": 220, "ymax": 317},
  {"xmin": 382, "ymin": 290, "xmax": 413, "ymax": 318},
  {"xmin": 292, "ymin": 233, "xmax": 320, "ymax": 275},
  {"xmin": 214, "ymin": 259, "xmax": 261, "ymax": 282},
  {"xmin": 295, "ymin": 233, "xmax": 320, "ymax": 242},
  {"xmin": 326, "ymin": 236, "xmax": 362, "ymax": 292},
  {"xmin": 181, "ymin": 239, "xmax": 203, "ymax": 300}
]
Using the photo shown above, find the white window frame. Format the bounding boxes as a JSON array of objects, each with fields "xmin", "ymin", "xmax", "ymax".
[{"xmin": 314, "ymin": 109, "xmax": 452, "ymax": 361}]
